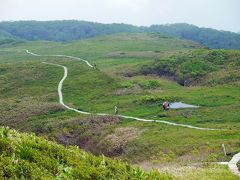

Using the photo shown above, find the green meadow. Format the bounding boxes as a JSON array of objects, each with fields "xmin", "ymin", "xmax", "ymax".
[{"xmin": 0, "ymin": 33, "xmax": 240, "ymax": 178}]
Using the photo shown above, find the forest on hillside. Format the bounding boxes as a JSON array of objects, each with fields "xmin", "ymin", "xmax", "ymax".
[{"xmin": 0, "ymin": 21, "xmax": 240, "ymax": 49}]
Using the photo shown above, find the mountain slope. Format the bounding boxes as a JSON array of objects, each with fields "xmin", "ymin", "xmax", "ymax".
[{"xmin": 0, "ymin": 30, "xmax": 23, "ymax": 46}]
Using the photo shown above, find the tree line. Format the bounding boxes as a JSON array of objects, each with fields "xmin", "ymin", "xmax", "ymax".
[{"xmin": 0, "ymin": 21, "xmax": 240, "ymax": 49}]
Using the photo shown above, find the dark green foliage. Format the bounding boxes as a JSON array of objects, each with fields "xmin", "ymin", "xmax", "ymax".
[
  {"xmin": 0, "ymin": 126, "xmax": 172, "ymax": 179},
  {"xmin": 17, "ymin": 143, "xmax": 32, "ymax": 160},
  {"xmin": 0, "ymin": 30, "xmax": 23, "ymax": 46},
  {"xmin": 178, "ymin": 59, "xmax": 213, "ymax": 78},
  {"xmin": 1, "ymin": 21, "xmax": 240, "ymax": 49},
  {"xmin": 0, "ymin": 20, "xmax": 142, "ymax": 42}
]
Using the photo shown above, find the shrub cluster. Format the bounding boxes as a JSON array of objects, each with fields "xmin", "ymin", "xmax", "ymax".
[
  {"xmin": 136, "ymin": 95, "xmax": 179, "ymax": 105},
  {"xmin": 140, "ymin": 49, "xmax": 240, "ymax": 86}
]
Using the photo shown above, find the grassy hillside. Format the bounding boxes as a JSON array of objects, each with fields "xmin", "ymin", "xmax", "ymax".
[
  {"xmin": 139, "ymin": 49, "xmax": 240, "ymax": 86},
  {"xmin": 0, "ymin": 33, "xmax": 239, "ymax": 178},
  {"xmin": 1, "ymin": 21, "xmax": 240, "ymax": 49},
  {"xmin": 0, "ymin": 126, "xmax": 169, "ymax": 179},
  {"xmin": 1, "ymin": 126, "xmax": 236, "ymax": 179}
]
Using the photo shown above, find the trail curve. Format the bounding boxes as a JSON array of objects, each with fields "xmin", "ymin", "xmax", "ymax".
[
  {"xmin": 25, "ymin": 49, "xmax": 93, "ymax": 67},
  {"xmin": 42, "ymin": 62, "xmax": 91, "ymax": 115},
  {"xmin": 228, "ymin": 153, "xmax": 240, "ymax": 176}
]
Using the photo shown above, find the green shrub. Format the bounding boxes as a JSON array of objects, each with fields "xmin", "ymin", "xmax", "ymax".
[
  {"xmin": 17, "ymin": 143, "xmax": 32, "ymax": 160},
  {"xmin": 138, "ymin": 95, "xmax": 161, "ymax": 104},
  {"xmin": 139, "ymin": 80, "xmax": 161, "ymax": 89},
  {"xmin": 178, "ymin": 59, "xmax": 212, "ymax": 79},
  {"xmin": 120, "ymin": 81, "xmax": 134, "ymax": 88},
  {"xmin": 137, "ymin": 95, "xmax": 180, "ymax": 105},
  {"xmin": 0, "ymin": 126, "xmax": 10, "ymax": 138}
]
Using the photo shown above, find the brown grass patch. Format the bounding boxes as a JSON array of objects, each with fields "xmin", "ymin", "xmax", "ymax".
[{"xmin": 98, "ymin": 127, "xmax": 143, "ymax": 156}]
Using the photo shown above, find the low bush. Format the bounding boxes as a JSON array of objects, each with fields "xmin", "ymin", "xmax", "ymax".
[
  {"xmin": 136, "ymin": 95, "xmax": 180, "ymax": 105},
  {"xmin": 120, "ymin": 81, "xmax": 134, "ymax": 88},
  {"xmin": 139, "ymin": 80, "xmax": 161, "ymax": 89}
]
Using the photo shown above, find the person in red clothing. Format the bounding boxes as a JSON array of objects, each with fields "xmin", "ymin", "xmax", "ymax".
[{"xmin": 162, "ymin": 101, "xmax": 170, "ymax": 111}]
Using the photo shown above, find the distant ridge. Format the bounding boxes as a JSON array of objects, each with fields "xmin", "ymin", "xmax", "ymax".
[
  {"xmin": 147, "ymin": 23, "xmax": 240, "ymax": 49},
  {"xmin": 0, "ymin": 20, "xmax": 240, "ymax": 49}
]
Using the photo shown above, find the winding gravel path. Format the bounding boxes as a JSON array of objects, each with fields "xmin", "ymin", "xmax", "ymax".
[
  {"xmin": 42, "ymin": 62, "xmax": 91, "ymax": 115},
  {"xmin": 25, "ymin": 49, "xmax": 219, "ymax": 131},
  {"xmin": 25, "ymin": 49, "xmax": 93, "ymax": 67}
]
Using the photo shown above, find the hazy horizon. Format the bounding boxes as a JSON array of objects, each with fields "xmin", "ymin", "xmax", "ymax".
[{"xmin": 1, "ymin": 0, "xmax": 239, "ymax": 33}]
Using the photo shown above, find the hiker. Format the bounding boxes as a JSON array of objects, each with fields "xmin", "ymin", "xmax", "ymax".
[
  {"xmin": 93, "ymin": 64, "xmax": 97, "ymax": 69},
  {"xmin": 114, "ymin": 105, "xmax": 119, "ymax": 115},
  {"xmin": 162, "ymin": 101, "xmax": 170, "ymax": 111}
]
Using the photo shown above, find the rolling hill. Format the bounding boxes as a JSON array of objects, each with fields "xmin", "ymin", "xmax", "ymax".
[
  {"xmin": 0, "ymin": 30, "xmax": 23, "ymax": 46},
  {"xmin": 0, "ymin": 33, "xmax": 239, "ymax": 178},
  {"xmin": 148, "ymin": 23, "xmax": 240, "ymax": 49},
  {"xmin": 0, "ymin": 21, "xmax": 240, "ymax": 49},
  {"xmin": 0, "ymin": 20, "xmax": 141, "ymax": 42}
]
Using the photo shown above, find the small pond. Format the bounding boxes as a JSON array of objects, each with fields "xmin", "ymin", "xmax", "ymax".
[{"xmin": 170, "ymin": 102, "xmax": 199, "ymax": 109}]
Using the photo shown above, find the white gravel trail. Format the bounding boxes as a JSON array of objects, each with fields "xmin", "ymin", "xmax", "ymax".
[
  {"xmin": 25, "ymin": 49, "xmax": 93, "ymax": 67},
  {"xmin": 228, "ymin": 153, "xmax": 240, "ymax": 176}
]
